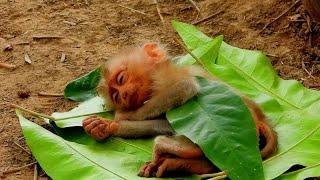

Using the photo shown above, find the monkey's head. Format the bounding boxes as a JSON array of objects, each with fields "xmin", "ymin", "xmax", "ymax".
[{"xmin": 99, "ymin": 43, "xmax": 166, "ymax": 110}]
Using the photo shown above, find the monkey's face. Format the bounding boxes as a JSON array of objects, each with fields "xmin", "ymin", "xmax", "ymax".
[
  {"xmin": 107, "ymin": 61, "xmax": 153, "ymax": 110},
  {"xmin": 103, "ymin": 42, "xmax": 166, "ymax": 110}
]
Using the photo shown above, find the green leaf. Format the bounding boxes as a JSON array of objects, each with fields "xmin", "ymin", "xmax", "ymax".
[
  {"xmin": 51, "ymin": 96, "xmax": 112, "ymax": 128},
  {"xmin": 175, "ymin": 36, "xmax": 223, "ymax": 66},
  {"xmin": 18, "ymin": 110, "xmax": 199, "ymax": 180},
  {"xmin": 167, "ymin": 77, "xmax": 264, "ymax": 180},
  {"xmin": 172, "ymin": 20, "xmax": 211, "ymax": 50},
  {"xmin": 217, "ymin": 43, "xmax": 320, "ymax": 110},
  {"xmin": 64, "ymin": 68, "xmax": 101, "ymax": 102},
  {"xmin": 172, "ymin": 20, "xmax": 320, "ymax": 179}
]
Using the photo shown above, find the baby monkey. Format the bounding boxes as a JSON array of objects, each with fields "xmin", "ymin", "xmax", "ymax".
[{"xmin": 82, "ymin": 43, "xmax": 277, "ymax": 177}]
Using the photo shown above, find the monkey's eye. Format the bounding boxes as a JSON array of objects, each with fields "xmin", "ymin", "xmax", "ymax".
[
  {"xmin": 112, "ymin": 91, "xmax": 120, "ymax": 103},
  {"xmin": 116, "ymin": 71, "xmax": 126, "ymax": 85}
]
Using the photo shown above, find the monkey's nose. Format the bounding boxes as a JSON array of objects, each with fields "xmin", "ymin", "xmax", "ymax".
[{"xmin": 122, "ymin": 91, "xmax": 128, "ymax": 100}]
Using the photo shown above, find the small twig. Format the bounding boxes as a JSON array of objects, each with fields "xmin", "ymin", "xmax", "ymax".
[
  {"xmin": 289, "ymin": 19, "xmax": 306, "ymax": 22},
  {"xmin": 301, "ymin": 61, "xmax": 315, "ymax": 79},
  {"xmin": 11, "ymin": 103, "xmax": 109, "ymax": 121},
  {"xmin": 33, "ymin": 164, "xmax": 38, "ymax": 180},
  {"xmin": 192, "ymin": 10, "xmax": 224, "ymax": 25},
  {"xmin": 200, "ymin": 171, "xmax": 227, "ymax": 179},
  {"xmin": 266, "ymin": 53, "xmax": 278, "ymax": 58},
  {"xmin": 38, "ymin": 92, "xmax": 64, "ymax": 97},
  {"xmin": 13, "ymin": 141, "xmax": 31, "ymax": 155},
  {"xmin": 10, "ymin": 103, "xmax": 56, "ymax": 121},
  {"xmin": 117, "ymin": 4, "xmax": 148, "ymax": 16},
  {"xmin": 260, "ymin": 0, "xmax": 301, "ymax": 33},
  {"xmin": 0, "ymin": 62, "xmax": 17, "ymax": 69},
  {"xmin": 187, "ymin": 0, "xmax": 200, "ymax": 13},
  {"xmin": 14, "ymin": 41, "xmax": 30, "ymax": 45},
  {"xmin": 154, "ymin": 0, "xmax": 165, "ymax": 24},
  {"xmin": 32, "ymin": 35, "xmax": 64, "ymax": 40},
  {"xmin": 2, "ymin": 162, "xmax": 37, "ymax": 175},
  {"xmin": 63, "ymin": 20, "xmax": 77, "ymax": 26},
  {"xmin": 309, "ymin": 84, "xmax": 320, "ymax": 88}
]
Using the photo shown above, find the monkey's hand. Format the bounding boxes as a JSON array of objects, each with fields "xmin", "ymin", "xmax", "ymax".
[{"xmin": 82, "ymin": 116, "xmax": 119, "ymax": 141}]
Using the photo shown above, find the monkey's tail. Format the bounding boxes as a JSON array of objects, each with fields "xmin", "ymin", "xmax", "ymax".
[{"xmin": 260, "ymin": 122, "xmax": 277, "ymax": 159}]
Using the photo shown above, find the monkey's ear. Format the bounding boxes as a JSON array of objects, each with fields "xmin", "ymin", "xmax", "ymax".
[{"xmin": 142, "ymin": 43, "xmax": 166, "ymax": 63}]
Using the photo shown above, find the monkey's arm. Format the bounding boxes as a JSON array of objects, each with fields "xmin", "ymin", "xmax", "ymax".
[
  {"xmin": 83, "ymin": 116, "xmax": 174, "ymax": 140},
  {"xmin": 114, "ymin": 119, "xmax": 174, "ymax": 138},
  {"xmin": 116, "ymin": 78, "xmax": 199, "ymax": 121}
]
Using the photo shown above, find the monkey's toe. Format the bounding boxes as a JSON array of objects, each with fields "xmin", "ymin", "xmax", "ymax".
[{"xmin": 138, "ymin": 162, "xmax": 158, "ymax": 177}]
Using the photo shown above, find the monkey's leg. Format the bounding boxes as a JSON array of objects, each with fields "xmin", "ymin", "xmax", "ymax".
[
  {"xmin": 83, "ymin": 116, "xmax": 174, "ymax": 140},
  {"xmin": 138, "ymin": 135, "xmax": 215, "ymax": 177}
]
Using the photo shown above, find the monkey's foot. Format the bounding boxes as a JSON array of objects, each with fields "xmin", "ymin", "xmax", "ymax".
[
  {"xmin": 138, "ymin": 158, "xmax": 215, "ymax": 178},
  {"xmin": 82, "ymin": 116, "xmax": 119, "ymax": 141},
  {"xmin": 138, "ymin": 161, "xmax": 159, "ymax": 177}
]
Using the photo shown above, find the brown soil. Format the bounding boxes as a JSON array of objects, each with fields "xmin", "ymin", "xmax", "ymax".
[{"xmin": 0, "ymin": 0, "xmax": 319, "ymax": 179}]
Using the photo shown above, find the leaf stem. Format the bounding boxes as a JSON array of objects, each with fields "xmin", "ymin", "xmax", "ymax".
[
  {"xmin": 174, "ymin": 37, "xmax": 206, "ymax": 67},
  {"xmin": 55, "ymin": 111, "xmax": 110, "ymax": 121},
  {"xmin": 11, "ymin": 104, "xmax": 56, "ymax": 121}
]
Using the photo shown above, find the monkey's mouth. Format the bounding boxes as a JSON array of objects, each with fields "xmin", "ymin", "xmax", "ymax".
[
  {"xmin": 126, "ymin": 89, "xmax": 150, "ymax": 110},
  {"xmin": 126, "ymin": 92, "xmax": 140, "ymax": 110}
]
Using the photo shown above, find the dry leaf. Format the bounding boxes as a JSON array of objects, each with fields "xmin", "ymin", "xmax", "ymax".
[{"xmin": 24, "ymin": 53, "xmax": 32, "ymax": 64}]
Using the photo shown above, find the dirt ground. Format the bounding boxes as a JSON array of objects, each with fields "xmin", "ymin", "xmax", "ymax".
[{"xmin": 0, "ymin": 0, "xmax": 319, "ymax": 179}]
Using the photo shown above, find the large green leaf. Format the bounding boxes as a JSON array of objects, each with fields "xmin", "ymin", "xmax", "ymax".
[
  {"xmin": 173, "ymin": 21, "xmax": 320, "ymax": 179},
  {"xmin": 64, "ymin": 68, "xmax": 101, "ymax": 102},
  {"xmin": 167, "ymin": 77, "xmax": 264, "ymax": 180},
  {"xmin": 18, "ymin": 110, "xmax": 199, "ymax": 180},
  {"xmin": 172, "ymin": 20, "xmax": 211, "ymax": 51}
]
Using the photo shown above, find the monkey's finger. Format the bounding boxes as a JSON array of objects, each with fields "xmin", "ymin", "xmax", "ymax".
[
  {"xmin": 82, "ymin": 116, "xmax": 99, "ymax": 126},
  {"xmin": 84, "ymin": 120, "xmax": 101, "ymax": 134},
  {"xmin": 97, "ymin": 124, "xmax": 110, "ymax": 137},
  {"xmin": 90, "ymin": 126, "xmax": 107, "ymax": 141}
]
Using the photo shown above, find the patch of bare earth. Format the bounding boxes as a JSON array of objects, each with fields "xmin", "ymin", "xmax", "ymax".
[{"xmin": 0, "ymin": 0, "xmax": 319, "ymax": 179}]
